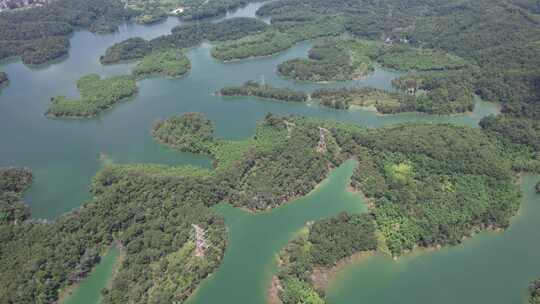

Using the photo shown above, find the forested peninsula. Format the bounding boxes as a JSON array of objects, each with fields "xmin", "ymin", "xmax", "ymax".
[
  {"xmin": 100, "ymin": 38, "xmax": 152, "ymax": 65},
  {"xmin": 219, "ymin": 81, "xmax": 308, "ymax": 102},
  {"xmin": 132, "ymin": 49, "xmax": 191, "ymax": 78},
  {"xmin": 274, "ymin": 213, "xmax": 377, "ymax": 304}
]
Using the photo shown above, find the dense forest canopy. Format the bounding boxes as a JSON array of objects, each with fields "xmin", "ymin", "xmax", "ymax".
[
  {"xmin": 152, "ymin": 112, "xmax": 216, "ymax": 154},
  {"xmin": 132, "ymin": 49, "xmax": 191, "ymax": 78},
  {"xmin": 150, "ymin": 113, "xmax": 523, "ymax": 254},
  {"xmin": 0, "ymin": 167, "xmax": 32, "ymax": 224},
  {"xmin": 100, "ymin": 37, "xmax": 152, "ymax": 65}
]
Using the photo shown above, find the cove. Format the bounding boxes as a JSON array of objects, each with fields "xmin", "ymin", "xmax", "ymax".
[
  {"xmin": 187, "ymin": 159, "xmax": 367, "ymax": 304},
  {"xmin": 326, "ymin": 175, "xmax": 540, "ymax": 304},
  {"xmin": 0, "ymin": 2, "xmax": 498, "ymax": 219},
  {"xmin": 62, "ymin": 247, "xmax": 120, "ymax": 304}
]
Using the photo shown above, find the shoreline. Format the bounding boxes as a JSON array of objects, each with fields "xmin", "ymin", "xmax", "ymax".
[
  {"xmin": 231, "ymin": 163, "xmax": 336, "ymax": 215},
  {"xmin": 267, "ymin": 275, "xmax": 283, "ymax": 304},
  {"xmin": 57, "ymin": 243, "xmax": 123, "ymax": 304},
  {"xmin": 310, "ymin": 251, "xmax": 376, "ymax": 292},
  {"xmin": 45, "ymin": 92, "xmax": 138, "ymax": 120}
]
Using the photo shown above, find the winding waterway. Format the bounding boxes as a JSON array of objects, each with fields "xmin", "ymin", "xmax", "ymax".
[{"xmin": 1, "ymin": 3, "xmax": 535, "ymax": 304}]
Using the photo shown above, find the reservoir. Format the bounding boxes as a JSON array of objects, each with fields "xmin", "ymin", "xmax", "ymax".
[{"xmin": 2, "ymin": 3, "xmax": 533, "ymax": 304}]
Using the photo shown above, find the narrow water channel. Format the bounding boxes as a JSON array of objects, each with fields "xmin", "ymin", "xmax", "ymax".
[
  {"xmin": 188, "ymin": 160, "xmax": 366, "ymax": 304},
  {"xmin": 62, "ymin": 247, "xmax": 120, "ymax": 304}
]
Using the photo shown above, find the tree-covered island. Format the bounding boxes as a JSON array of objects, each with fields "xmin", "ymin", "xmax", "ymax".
[
  {"xmin": 132, "ymin": 49, "xmax": 191, "ymax": 79},
  {"xmin": 46, "ymin": 74, "xmax": 138, "ymax": 118},
  {"xmin": 152, "ymin": 112, "xmax": 216, "ymax": 154}
]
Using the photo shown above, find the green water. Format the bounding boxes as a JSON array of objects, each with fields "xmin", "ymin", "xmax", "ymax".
[
  {"xmin": 327, "ymin": 175, "xmax": 540, "ymax": 304},
  {"xmin": 188, "ymin": 160, "xmax": 366, "ymax": 304},
  {"xmin": 1, "ymin": 3, "xmax": 532, "ymax": 304},
  {"xmin": 62, "ymin": 247, "xmax": 120, "ymax": 304}
]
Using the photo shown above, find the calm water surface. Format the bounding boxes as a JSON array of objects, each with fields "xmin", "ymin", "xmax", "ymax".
[{"xmin": 1, "ymin": 3, "xmax": 525, "ymax": 304}]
